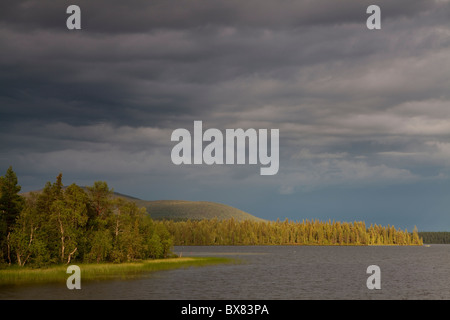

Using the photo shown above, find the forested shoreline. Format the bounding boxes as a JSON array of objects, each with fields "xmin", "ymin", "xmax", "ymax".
[
  {"xmin": 0, "ymin": 167, "xmax": 172, "ymax": 267},
  {"xmin": 1, "ymin": 167, "xmax": 425, "ymax": 268},
  {"xmin": 159, "ymin": 218, "xmax": 423, "ymax": 246},
  {"xmin": 419, "ymin": 232, "xmax": 450, "ymax": 244}
]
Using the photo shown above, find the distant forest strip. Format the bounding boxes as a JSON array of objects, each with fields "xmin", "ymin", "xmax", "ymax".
[
  {"xmin": 419, "ymin": 232, "xmax": 450, "ymax": 244},
  {"xmin": 159, "ymin": 219, "xmax": 423, "ymax": 246},
  {"xmin": 0, "ymin": 167, "xmax": 173, "ymax": 268}
]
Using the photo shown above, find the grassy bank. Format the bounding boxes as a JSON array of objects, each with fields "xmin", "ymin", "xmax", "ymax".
[{"xmin": 0, "ymin": 257, "xmax": 233, "ymax": 286}]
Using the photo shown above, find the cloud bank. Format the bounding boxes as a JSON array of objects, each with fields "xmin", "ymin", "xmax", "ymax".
[{"xmin": 1, "ymin": 0, "xmax": 449, "ymax": 229}]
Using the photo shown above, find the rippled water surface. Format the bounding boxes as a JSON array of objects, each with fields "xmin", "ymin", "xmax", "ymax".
[{"xmin": 1, "ymin": 245, "xmax": 450, "ymax": 300}]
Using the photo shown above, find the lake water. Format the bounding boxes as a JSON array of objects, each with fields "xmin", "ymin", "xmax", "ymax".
[{"xmin": 1, "ymin": 245, "xmax": 450, "ymax": 300}]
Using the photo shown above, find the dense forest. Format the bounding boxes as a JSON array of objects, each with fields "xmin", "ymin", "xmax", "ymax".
[
  {"xmin": 0, "ymin": 167, "xmax": 425, "ymax": 267},
  {"xmin": 419, "ymin": 232, "xmax": 450, "ymax": 244},
  {"xmin": 0, "ymin": 167, "xmax": 173, "ymax": 267},
  {"xmin": 159, "ymin": 218, "xmax": 423, "ymax": 246}
]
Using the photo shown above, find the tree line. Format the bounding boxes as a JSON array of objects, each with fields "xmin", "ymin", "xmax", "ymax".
[
  {"xmin": 159, "ymin": 218, "xmax": 423, "ymax": 246},
  {"xmin": 418, "ymin": 232, "xmax": 450, "ymax": 244},
  {"xmin": 0, "ymin": 167, "xmax": 173, "ymax": 267},
  {"xmin": 0, "ymin": 166, "xmax": 425, "ymax": 267}
]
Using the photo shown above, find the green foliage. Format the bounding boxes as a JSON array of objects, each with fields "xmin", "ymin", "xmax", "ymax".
[
  {"xmin": 418, "ymin": 232, "xmax": 450, "ymax": 244},
  {"xmin": 87, "ymin": 229, "xmax": 113, "ymax": 263},
  {"xmin": 87, "ymin": 181, "xmax": 113, "ymax": 218},
  {"xmin": 2, "ymin": 172, "xmax": 173, "ymax": 267},
  {"xmin": 0, "ymin": 168, "xmax": 426, "ymax": 268},
  {"xmin": 0, "ymin": 166, "xmax": 25, "ymax": 264},
  {"xmin": 160, "ymin": 218, "xmax": 424, "ymax": 246},
  {"xmin": 148, "ymin": 233, "xmax": 164, "ymax": 259}
]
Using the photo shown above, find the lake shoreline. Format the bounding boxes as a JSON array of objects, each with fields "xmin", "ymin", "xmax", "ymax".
[{"xmin": 0, "ymin": 256, "xmax": 234, "ymax": 287}]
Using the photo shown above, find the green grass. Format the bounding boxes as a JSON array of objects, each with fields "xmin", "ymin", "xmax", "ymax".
[{"xmin": 0, "ymin": 257, "xmax": 234, "ymax": 286}]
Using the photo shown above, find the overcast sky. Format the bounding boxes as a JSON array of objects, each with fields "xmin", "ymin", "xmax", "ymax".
[{"xmin": 1, "ymin": 0, "xmax": 449, "ymax": 231}]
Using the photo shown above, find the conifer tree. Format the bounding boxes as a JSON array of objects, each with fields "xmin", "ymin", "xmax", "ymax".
[{"xmin": 0, "ymin": 166, "xmax": 24, "ymax": 264}]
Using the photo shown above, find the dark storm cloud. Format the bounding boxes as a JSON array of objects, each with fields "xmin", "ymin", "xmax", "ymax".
[
  {"xmin": 2, "ymin": 4, "xmax": 447, "ymax": 129},
  {"xmin": 0, "ymin": 0, "xmax": 433, "ymax": 32},
  {"xmin": 1, "ymin": 0, "xmax": 448, "ymax": 131},
  {"xmin": 1, "ymin": 0, "xmax": 450, "ymax": 229}
]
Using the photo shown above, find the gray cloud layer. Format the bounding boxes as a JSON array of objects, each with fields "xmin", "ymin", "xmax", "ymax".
[
  {"xmin": 0, "ymin": 0, "xmax": 435, "ymax": 32},
  {"xmin": 1, "ymin": 0, "xmax": 449, "ymax": 229}
]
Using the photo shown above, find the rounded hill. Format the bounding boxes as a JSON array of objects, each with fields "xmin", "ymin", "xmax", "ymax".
[
  {"xmin": 21, "ymin": 188, "xmax": 265, "ymax": 222},
  {"xmin": 134, "ymin": 199, "xmax": 265, "ymax": 222}
]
